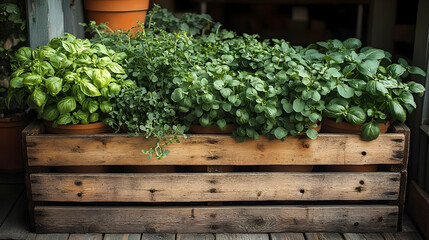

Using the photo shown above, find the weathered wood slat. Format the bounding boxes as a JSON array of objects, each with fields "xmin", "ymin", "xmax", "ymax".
[
  {"xmin": 177, "ymin": 234, "xmax": 215, "ymax": 240},
  {"xmin": 304, "ymin": 233, "xmax": 343, "ymax": 240},
  {"xmin": 343, "ymin": 233, "xmax": 384, "ymax": 240},
  {"xmin": 34, "ymin": 234, "xmax": 70, "ymax": 240},
  {"xmin": 270, "ymin": 233, "xmax": 305, "ymax": 240},
  {"xmin": 33, "ymin": 205, "xmax": 398, "ymax": 233},
  {"xmin": 104, "ymin": 234, "xmax": 141, "ymax": 240},
  {"xmin": 381, "ymin": 232, "xmax": 423, "ymax": 240},
  {"xmin": 141, "ymin": 234, "xmax": 175, "ymax": 240},
  {"xmin": 216, "ymin": 234, "xmax": 269, "ymax": 240},
  {"xmin": 68, "ymin": 233, "xmax": 103, "ymax": 240},
  {"xmin": 30, "ymin": 172, "xmax": 401, "ymax": 202},
  {"xmin": 26, "ymin": 134, "xmax": 405, "ymax": 166}
]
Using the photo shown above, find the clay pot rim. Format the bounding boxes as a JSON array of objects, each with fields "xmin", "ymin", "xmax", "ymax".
[
  {"xmin": 84, "ymin": 0, "xmax": 150, "ymax": 12},
  {"xmin": 0, "ymin": 113, "xmax": 26, "ymax": 123},
  {"xmin": 322, "ymin": 117, "xmax": 391, "ymax": 133},
  {"xmin": 43, "ymin": 121, "xmax": 110, "ymax": 130}
]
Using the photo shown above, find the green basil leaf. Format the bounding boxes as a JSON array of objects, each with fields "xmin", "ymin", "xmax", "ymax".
[
  {"xmin": 387, "ymin": 64, "xmax": 406, "ymax": 78},
  {"xmin": 61, "ymin": 41, "xmax": 75, "ymax": 53},
  {"xmin": 408, "ymin": 66, "xmax": 426, "ymax": 77},
  {"xmin": 45, "ymin": 77, "xmax": 62, "ymax": 96},
  {"xmin": 213, "ymin": 80, "xmax": 224, "ymax": 90},
  {"xmin": 408, "ymin": 82, "xmax": 425, "ymax": 95},
  {"xmin": 361, "ymin": 121, "xmax": 380, "ymax": 141},
  {"xmin": 388, "ymin": 100, "xmax": 406, "ymax": 122},
  {"xmin": 357, "ymin": 60, "xmax": 379, "ymax": 77},
  {"xmin": 363, "ymin": 48, "xmax": 385, "ymax": 60},
  {"xmin": 56, "ymin": 113, "xmax": 73, "ymax": 125},
  {"xmin": 80, "ymin": 81, "xmax": 101, "ymax": 97},
  {"xmin": 216, "ymin": 119, "xmax": 227, "ymax": 130},
  {"xmin": 343, "ymin": 38, "xmax": 362, "ymax": 49},
  {"xmin": 337, "ymin": 83, "xmax": 354, "ymax": 98},
  {"xmin": 220, "ymin": 88, "xmax": 232, "ymax": 98},
  {"xmin": 22, "ymin": 73, "xmax": 43, "ymax": 86},
  {"xmin": 107, "ymin": 62, "xmax": 125, "ymax": 74},
  {"xmin": 42, "ymin": 104, "xmax": 60, "ymax": 121},
  {"xmin": 346, "ymin": 106, "xmax": 366, "ymax": 125},
  {"xmin": 100, "ymin": 101, "xmax": 113, "ymax": 113},
  {"xmin": 82, "ymin": 99, "xmax": 99, "ymax": 113},
  {"xmin": 9, "ymin": 77, "xmax": 23, "ymax": 88},
  {"xmin": 89, "ymin": 112, "xmax": 99, "ymax": 123},
  {"xmin": 57, "ymin": 96, "xmax": 76, "ymax": 114}
]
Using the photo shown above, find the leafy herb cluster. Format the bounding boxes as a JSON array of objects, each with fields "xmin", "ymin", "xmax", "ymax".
[
  {"xmin": 86, "ymin": 5, "xmax": 425, "ymax": 159},
  {"xmin": 7, "ymin": 34, "xmax": 135, "ymax": 126}
]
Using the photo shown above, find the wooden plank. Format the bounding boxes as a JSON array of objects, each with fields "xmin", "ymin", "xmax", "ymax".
[
  {"xmin": 26, "ymin": 0, "xmax": 64, "ymax": 48},
  {"xmin": 104, "ymin": 234, "xmax": 141, "ymax": 240},
  {"xmin": 0, "ymin": 193, "xmax": 29, "ymax": 240},
  {"xmin": 35, "ymin": 234, "xmax": 70, "ymax": 240},
  {"xmin": 177, "ymin": 234, "xmax": 215, "ymax": 240},
  {"xmin": 23, "ymin": 121, "xmax": 44, "ymax": 232},
  {"xmin": 68, "ymin": 233, "xmax": 103, "ymax": 240},
  {"xmin": 33, "ymin": 205, "xmax": 398, "ymax": 233},
  {"xmin": 216, "ymin": 234, "xmax": 269, "ymax": 240},
  {"xmin": 270, "ymin": 233, "xmax": 305, "ymax": 240},
  {"xmin": 62, "ymin": 0, "xmax": 85, "ymax": 38},
  {"xmin": 0, "ymin": 184, "xmax": 24, "ymax": 225},
  {"xmin": 26, "ymin": 233, "xmax": 37, "ymax": 240},
  {"xmin": 304, "ymin": 233, "xmax": 343, "ymax": 240},
  {"xmin": 343, "ymin": 233, "xmax": 384, "ymax": 240},
  {"xmin": 141, "ymin": 234, "xmax": 175, "ymax": 240},
  {"xmin": 30, "ymin": 172, "xmax": 401, "ymax": 202},
  {"xmin": 381, "ymin": 232, "xmax": 423, "ymax": 240},
  {"xmin": 26, "ymin": 133, "xmax": 405, "ymax": 166}
]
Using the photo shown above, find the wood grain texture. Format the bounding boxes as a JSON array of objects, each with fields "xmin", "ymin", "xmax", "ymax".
[
  {"xmin": 141, "ymin": 234, "xmax": 175, "ymax": 240},
  {"xmin": 34, "ymin": 234, "xmax": 69, "ymax": 240},
  {"xmin": 177, "ymin": 234, "xmax": 215, "ymax": 240},
  {"xmin": 216, "ymin": 234, "xmax": 269, "ymax": 240},
  {"xmin": 381, "ymin": 232, "xmax": 423, "ymax": 240},
  {"xmin": 104, "ymin": 234, "xmax": 141, "ymax": 240},
  {"xmin": 30, "ymin": 172, "xmax": 401, "ymax": 202},
  {"xmin": 270, "ymin": 233, "xmax": 305, "ymax": 240},
  {"xmin": 33, "ymin": 205, "xmax": 398, "ymax": 233},
  {"xmin": 26, "ymin": 133, "xmax": 405, "ymax": 166},
  {"xmin": 304, "ymin": 233, "xmax": 343, "ymax": 240},
  {"xmin": 68, "ymin": 233, "xmax": 103, "ymax": 240},
  {"xmin": 343, "ymin": 233, "xmax": 384, "ymax": 240}
]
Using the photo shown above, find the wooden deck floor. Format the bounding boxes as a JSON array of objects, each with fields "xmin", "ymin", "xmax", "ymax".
[{"xmin": 0, "ymin": 174, "xmax": 424, "ymax": 240}]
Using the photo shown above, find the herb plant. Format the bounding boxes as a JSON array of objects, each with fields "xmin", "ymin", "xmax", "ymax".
[{"xmin": 7, "ymin": 33, "xmax": 135, "ymax": 126}]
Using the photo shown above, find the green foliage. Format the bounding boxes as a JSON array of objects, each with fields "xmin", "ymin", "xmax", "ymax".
[
  {"xmin": 83, "ymin": 6, "xmax": 426, "ymax": 159},
  {"xmin": 7, "ymin": 33, "xmax": 134, "ymax": 126}
]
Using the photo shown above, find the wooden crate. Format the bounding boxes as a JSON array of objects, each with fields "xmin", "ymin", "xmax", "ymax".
[{"xmin": 23, "ymin": 121, "xmax": 410, "ymax": 233}]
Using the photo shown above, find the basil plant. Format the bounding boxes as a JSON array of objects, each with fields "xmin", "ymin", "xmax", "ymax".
[
  {"xmin": 316, "ymin": 38, "xmax": 425, "ymax": 140},
  {"xmin": 7, "ymin": 33, "xmax": 136, "ymax": 126}
]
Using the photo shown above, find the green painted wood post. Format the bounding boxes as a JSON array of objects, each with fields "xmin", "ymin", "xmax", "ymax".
[
  {"xmin": 62, "ymin": 0, "xmax": 85, "ymax": 38},
  {"xmin": 26, "ymin": 0, "xmax": 64, "ymax": 48}
]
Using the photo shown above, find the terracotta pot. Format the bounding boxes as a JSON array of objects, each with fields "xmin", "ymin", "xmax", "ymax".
[
  {"xmin": 84, "ymin": 0, "xmax": 150, "ymax": 32},
  {"xmin": 323, "ymin": 165, "xmax": 378, "ymax": 172},
  {"xmin": 188, "ymin": 124, "xmax": 237, "ymax": 134},
  {"xmin": 0, "ymin": 115, "xmax": 27, "ymax": 172},
  {"xmin": 44, "ymin": 121, "xmax": 112, "ymax": 134},
  {"xmin": 259, "ymin": 165, "xmax": 313, "ymax": 172},
  {"xmin": 322, "ymin": 118, "xmax": 390, "ymax": 133},
  {"xmin": 124, "ymin": 166, "xmax": 176, "ymax": 173}
]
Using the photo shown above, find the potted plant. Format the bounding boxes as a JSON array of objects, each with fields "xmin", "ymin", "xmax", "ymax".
[
  {"xmin": 312, "ymin": 38, "xmax": 426, "ymax": 171},
  {"xmin": 0, "ymin": 1, "xmax": 29, "ymax": 172},
  {"xmin": 84, "ymin": 0, "xmax": 150, "ymax": 32}
]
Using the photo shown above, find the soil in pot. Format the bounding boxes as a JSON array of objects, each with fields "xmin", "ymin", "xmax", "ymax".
[
  {"xmin": 0, "ymin": 114, "xmax": 27, "ymax": 172},
  {"xmin": 84, "ymin": 0, "xmax": 150, "ymax": 32}
]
